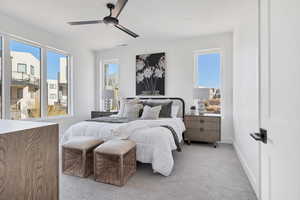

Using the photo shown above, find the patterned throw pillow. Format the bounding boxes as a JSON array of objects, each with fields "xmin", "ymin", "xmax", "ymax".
[{"xmin": 141, "ymin": 105, "xmax": 162, "ymax": 120}]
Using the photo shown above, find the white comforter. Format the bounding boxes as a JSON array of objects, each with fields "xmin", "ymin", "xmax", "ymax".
[{"xmin": 62, "ymin": 118, "xmax": 185, "ymax": 176}]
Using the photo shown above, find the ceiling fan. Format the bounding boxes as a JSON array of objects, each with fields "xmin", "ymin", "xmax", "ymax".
[{"xmin": 67, "ymin": 0, "xmax": 139, "ymax": 38}]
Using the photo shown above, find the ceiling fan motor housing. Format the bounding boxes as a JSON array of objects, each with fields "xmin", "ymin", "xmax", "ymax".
[{"xmin": 103, "ymin": 16, "xmax": 119, "ymax": 25}]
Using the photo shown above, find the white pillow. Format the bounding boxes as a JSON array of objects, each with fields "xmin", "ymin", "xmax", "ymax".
[
  {"xmin": 123, "ymin": 103, "xmax": 143, "ymax": 119},
  {"xmin": 141, "ymin": 105, "xmax": 162, "ymax": 120},
  {"xmin": 171, "ymin": 105, "xmax": 180, "ymax": 118},
  {"xmin": 117, "ymin": 98, "xmax": 140, "ymax": 117}
]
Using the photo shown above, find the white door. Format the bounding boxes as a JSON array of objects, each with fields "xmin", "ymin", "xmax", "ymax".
[{"xmin": 259, "ymin": 0, "xmax": 300, "ymax": 200}]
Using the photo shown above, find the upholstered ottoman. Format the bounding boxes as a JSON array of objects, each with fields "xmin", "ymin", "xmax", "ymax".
[
  {"xmin": 94, "ymin": 139, "xmax": 136, "ymax": 186},
  {"xmin": 62, "ymin": 137, "xmax": 104, "ymax": 178}
]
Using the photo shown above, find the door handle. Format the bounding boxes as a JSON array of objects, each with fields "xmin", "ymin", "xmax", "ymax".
[{"xmin": 250, "ymin": 128, "xmax": 267, "ymax": 144}]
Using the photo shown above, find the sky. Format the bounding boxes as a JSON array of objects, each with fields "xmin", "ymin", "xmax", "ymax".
[
  {"xmin": 197, "ymin": 53, "xmax": 220, "ymax": 88},
  {"xmin": 10, "ymin": 40, "xmax": 66, "ymax": 80},
  {"xmin": 107, "ymin": 63, "xmax": 118, "ymax": 75}
]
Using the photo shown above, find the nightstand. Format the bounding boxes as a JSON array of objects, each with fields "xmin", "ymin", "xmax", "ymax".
[
  {"xmin": 91, "ymin": 111, "xmax": 118, "ymax": 119},
  {"xmin": 184, "ymin": 114, "xmax": 221, "ymax": 147}
]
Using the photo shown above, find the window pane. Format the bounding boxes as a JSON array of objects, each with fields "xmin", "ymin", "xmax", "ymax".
[
  {"xmin": 47, "ymin": 51, "xmax": 68, "ymax": 116},
  {"xmin": 17, "ymin": 63, "xmax": 27, "ymax": 73},
  {"xmin": 0, "ymin": 38, "xmax": 2, "ymax": 118},
  {"xmin": 103, "ymin": 63, "xmax": 119, "ymax": 111},
  {"xmin": 10, "ymin": 40, "xmax": 41, "ymax": 119},
  {"xmin": 196, "ymin": 53, "xmax": 221, "ymax": 114}
]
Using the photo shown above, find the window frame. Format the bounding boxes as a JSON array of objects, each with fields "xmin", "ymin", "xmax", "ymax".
[
  {"xmin": 0, "ymin": 36, "xmax": 3, "ymax": 118},
  {"xmin": 193, "ymin": 48, "xmax": 223, "ymax": 114},
  {"xmin": 45, "ymin": 49, "xmax": 72, "ymax": 118},
  {"xmin": 0, "ymin": 32, "xmax": 73, "ymax": 120}
]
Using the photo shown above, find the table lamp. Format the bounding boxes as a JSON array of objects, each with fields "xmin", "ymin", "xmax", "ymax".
[{"xmin": 193, "ymin": 87, "xmax": 210, "ymax": 114}]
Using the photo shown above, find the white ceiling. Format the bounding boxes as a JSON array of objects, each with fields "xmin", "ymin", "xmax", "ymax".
[{"xmin": 0, "ymin": 0, "xmax": 251, "ymax": 50}]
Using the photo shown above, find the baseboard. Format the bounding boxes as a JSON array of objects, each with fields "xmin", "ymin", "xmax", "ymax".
[
  {"xmin": 220, "ymin": 139, "xmax": 233, "ymax": 144},
  {"xmin": 233, "ymin": 142, "xmax": 259, "ymax": 197}
]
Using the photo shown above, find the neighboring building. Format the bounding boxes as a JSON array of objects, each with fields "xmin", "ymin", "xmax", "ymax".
[
  {"xmin": 11, "ymin": 51, "xmax": 40, "ymax": 119},
  {"xmin": 104, "ymin": 70, "xmax": 119, "ymax": 110},
  {"xmin": 58, "ymin": 57, "xmax": 68, "ymax": 107},
  {"xmin": 47, "ymin": 79, "xmax": 58, "ymax": 105},
  {"xmin": 11, "ymin": 52, "xmax": 68, "ymax": 119}
]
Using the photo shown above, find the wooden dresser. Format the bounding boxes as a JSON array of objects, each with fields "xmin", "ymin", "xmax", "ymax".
[
  {"xmin": 184, "ymin": 114, "xmax": 221, "ymax": 147},
  {"xmin": 0, "ymin": 120, "xmax": 59, "ymax": 200}
]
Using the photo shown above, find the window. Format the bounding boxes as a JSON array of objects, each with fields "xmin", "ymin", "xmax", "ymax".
[
  {"xmin": 0, "ymin": 34, "xmax": 72, "ymax": 120},
  {"xmin": 17, "ymin": 63, "xmax": 27, "ymax": 73},
  {"xmin": 103, "ymin": 62, "xmax": 119, "ymax": 111},
  {"xmin": 195, "ymin": 51, "xmax": 221, "ymax": 114},
  {"xmin": 47, "ymin": 51, "xmax": 69, "ymax": 116},
  {"xmin": 0, "ymin": 37, "xmax": 2, "ymax": 118},
  {"xmin": 30, "ymin": 65, "xmax": 35, "ymax": 75},
  {"xmin": 10, "ymin": 40, "xmax": 41, "ymax": 119}
]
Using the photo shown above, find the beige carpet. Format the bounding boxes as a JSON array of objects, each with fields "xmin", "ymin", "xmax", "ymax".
[{"xmin": 60, "ymin": 143, "xmax": 257, "ymax": 200}]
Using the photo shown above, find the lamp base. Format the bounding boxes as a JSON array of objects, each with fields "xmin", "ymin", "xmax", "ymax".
[{"xmin": 197, "ymin": 100, "xmax": 206, "ymax": 114}]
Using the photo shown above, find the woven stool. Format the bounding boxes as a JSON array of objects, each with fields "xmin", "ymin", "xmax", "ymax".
[
  {"xmin": 62, "ymin": 136, "xmax": 104, "ymax": 177},
  {"xmin": 94, "ymin": 139, "xmax": 136, "ymax": 186}
]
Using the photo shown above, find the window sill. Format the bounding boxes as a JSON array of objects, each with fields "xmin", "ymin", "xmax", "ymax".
[{"xmin": 17, "ymin": 114, "xmax": 74, "ymax": 122}]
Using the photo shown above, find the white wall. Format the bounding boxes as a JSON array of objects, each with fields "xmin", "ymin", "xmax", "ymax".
[
  {"xmin": 96, "ymin": 33, "xmax": 234, "ymax": 143},
  {"xmin": 232, "ymin": 0, "xmax": 260, "ymax": 196},
  {"xmin": 0, "ymin": 13, "xmax": 95, "ymax": 135}
]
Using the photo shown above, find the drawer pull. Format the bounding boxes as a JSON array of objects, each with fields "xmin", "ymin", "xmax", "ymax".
[
  {"xmin": 200, "ymin": 120, "xmax": 205, "ymax": 123},
  {"xmin": 200, "ymin": 128, "xmax": 204, "ymax": 132}
]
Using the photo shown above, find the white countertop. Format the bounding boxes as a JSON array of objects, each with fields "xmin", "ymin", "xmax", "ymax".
[{"xmin": 0, "ymin": 120, "xmax": 56, "ymax": 135}]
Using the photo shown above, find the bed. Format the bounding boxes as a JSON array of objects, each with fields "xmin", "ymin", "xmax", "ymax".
[{"xmin": 62, "ymin": 97, "xmax": 186, "ymax": 176}]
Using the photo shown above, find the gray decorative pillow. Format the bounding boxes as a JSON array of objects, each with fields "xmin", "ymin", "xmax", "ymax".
[
  {"xmin": 141, "ymin": 105, "xmax": 162, "ymax": 120},
  {"xmin": 142, "ymin": 101, "xmax": 173, "ymax": 118}
]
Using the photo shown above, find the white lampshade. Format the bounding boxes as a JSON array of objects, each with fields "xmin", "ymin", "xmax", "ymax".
[
  {"xmin": 102, "ymin": 89, "xmax": 114, "ymax": 99},
  {"xmin": 193, "ymin": 87, "xmax": 210, "ymax": 100}
]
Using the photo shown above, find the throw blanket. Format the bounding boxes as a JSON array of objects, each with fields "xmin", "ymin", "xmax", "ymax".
[
  {"xmin": 86, "ymin": 117, "xmax": 135, "ymax": 123},
  {"xmin": 160, "ymin": 125, "xmax": 182, "ymax": 152}
]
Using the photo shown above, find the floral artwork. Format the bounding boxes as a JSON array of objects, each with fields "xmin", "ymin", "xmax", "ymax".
[{"xmin": 136, "ymin": 53, "xmax": 165, "ymax": 95}]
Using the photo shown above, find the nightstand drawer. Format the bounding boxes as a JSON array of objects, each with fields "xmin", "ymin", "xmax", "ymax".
[
  {"xmin": 185, "ymin": 129, "xmax": 220, "ymax": 143},
  {"xmin": 185, "ymin": 116, "xmax": 220, "ymax": 123},
  {"xmin": 185, "ymin": 120, "xmax": 220, "ymax": 130}
]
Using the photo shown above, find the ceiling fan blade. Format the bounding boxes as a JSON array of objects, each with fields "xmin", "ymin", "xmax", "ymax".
[
  {"xmin": 111, "ymin": 0, "xmax": 128, "ymax": 18},
  {"xmin": 114, "ymin": 24, "xmax": 139, "ymax": 38},
  {"xmin": 68, "ymin": 20, "xmax": 103, "ymax": 25}
]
